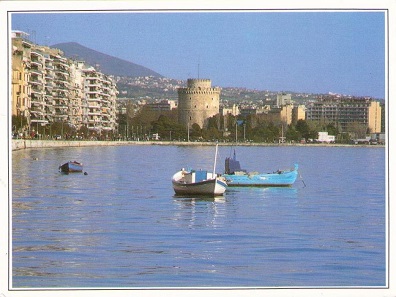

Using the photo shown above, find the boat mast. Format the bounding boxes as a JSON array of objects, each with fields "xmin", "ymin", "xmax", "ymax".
[{"xmin": 213, "ymin": 143, "xmax": 218, "ymax": 179}]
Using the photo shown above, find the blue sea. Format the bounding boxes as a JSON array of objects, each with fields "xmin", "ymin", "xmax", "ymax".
[{"xmin": 11, "ymin": 145, "xmax": 386, "ymax": 288}]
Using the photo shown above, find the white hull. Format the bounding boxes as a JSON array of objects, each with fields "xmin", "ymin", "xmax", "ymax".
[{"xmin": 172, "ymin": 170, "xmax": 227, "ymax": 196}]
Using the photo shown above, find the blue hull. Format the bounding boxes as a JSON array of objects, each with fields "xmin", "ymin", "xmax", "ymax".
[
  {"xmin": 222, "ymin": 167, "xmax": 298, "ymax": 187},
  {"xmin": 223, "ymin": 150, "xmax": 298, "ymax": 187}
]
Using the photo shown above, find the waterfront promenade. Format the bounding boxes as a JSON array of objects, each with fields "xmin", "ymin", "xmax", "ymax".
[{"xmin": 11, "ymin": 139, "xmax": 383, "ymax": 151}]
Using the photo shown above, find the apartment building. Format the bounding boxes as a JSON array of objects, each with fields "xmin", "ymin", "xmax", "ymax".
[
  {"xmin": 276, "ymin": 93, "xmax": 292, "ymax": 107},
  {"xmin": 306, "ymin": 96, "xmax": 382, "ymax": 133},
  {"xmin": 292, "ymin": 105, "xmax": 306, "ymax": 124},
  {"xmin": 83, "ymin": 67, "xmax": 118, "ymax": 134},
  {"xmin": 11, "ymin": 31, "xmax": 32, "ymax": 126},
  {"xmin": 11, "ymin": 31, "xmax": 119, "ymax": 137},
  {"xmin": 29, "ymin": 46, "xmax": 48, "ymax": 129}
]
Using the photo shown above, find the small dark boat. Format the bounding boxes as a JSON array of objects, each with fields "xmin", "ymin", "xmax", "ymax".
[{"xmin": 59, "ymin": 161, "xmax": 83, "ymax": 173}]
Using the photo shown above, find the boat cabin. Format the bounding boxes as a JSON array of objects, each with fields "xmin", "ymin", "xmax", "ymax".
[
  {"xmin": 182, "ymin": 170, "xmax": 209, "ymax": 183},
  {"xmin": 225, "ymin": 151, "xmax": 246, "ymax": 174}
]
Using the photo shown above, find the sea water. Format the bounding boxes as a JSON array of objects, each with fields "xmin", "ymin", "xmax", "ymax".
[{"xmin": 11, "ymin": 145, "xmax": 386, "ymax": 288}]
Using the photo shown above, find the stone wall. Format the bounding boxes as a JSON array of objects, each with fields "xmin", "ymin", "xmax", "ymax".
[
  {"xmin": 177, "ymin": 78, "xmax": 221, "ymax": 129},
  {"xmin": 11, "ymin": 139, "xmax": 126, "ymax": 151}
]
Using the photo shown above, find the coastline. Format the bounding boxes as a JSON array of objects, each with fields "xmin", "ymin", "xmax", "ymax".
[{"xmin": 11, "ymin": 139, "xmax": 385, "ymax": 151}]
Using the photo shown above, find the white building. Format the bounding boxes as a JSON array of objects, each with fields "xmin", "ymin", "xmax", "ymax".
[
  {"xmin": 83, "ymin": 67, "xmax": 118, "ymax": 135},
  {"xmin": 317, "ymin": 131, "xmax": 335, "ymax": 143},
  {"xmin": 12, "ymin": 31, "xmax": 119, "ymax": 136}
]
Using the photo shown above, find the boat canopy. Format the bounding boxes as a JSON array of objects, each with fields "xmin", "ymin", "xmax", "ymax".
[{"xmin": 225, "ymin": 150, "xmax": 245, "ymax": 174}]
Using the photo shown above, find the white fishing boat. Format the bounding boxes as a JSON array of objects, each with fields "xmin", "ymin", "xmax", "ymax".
[{"xmin": 172, "ymin": 144, "xmax": 227, "ymax": 196}]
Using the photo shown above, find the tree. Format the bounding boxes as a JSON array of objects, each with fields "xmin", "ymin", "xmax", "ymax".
[
  {"xmin": 285, "ymin": 125, "xmax": 301, "ymax": 141},
  {"xmin": 151, "ymin": 114, "xmax": 186, "ymax": 140},
  {"xmin": 295, "ymin": 119, "xmax": 318, "ymax": 140},
  {"xmin": 325, "ymin": 123, "xmax": 338, "ymax": 136},
  {"xmin": 190, "ymin": 123, "xmax": 202, "ymax": 140},
  {"xmin": 12, "ymin": 114, "xmax": 28, "ymax": 132},
  {"xmin": 347, "ymin": 122, "xmax": 367, "ymax": 139}
]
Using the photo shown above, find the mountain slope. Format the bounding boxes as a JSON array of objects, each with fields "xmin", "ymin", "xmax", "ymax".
[{"xmin": 52, "ymin": 42, "xmax": 162, "ymax": 78}]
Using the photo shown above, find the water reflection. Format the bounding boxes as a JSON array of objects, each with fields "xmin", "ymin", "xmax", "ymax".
[
  {"xmin": 172, "ymin": 196, "xmax": 227, "ymax": 229},
  {"xmin": 226, "ymin": 186, "xmax": 298, "ymax": 200}
]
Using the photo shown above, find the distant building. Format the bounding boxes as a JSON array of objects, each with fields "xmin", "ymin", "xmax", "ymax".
[
  {"xmin": 239, "ymin": 107, "xmax": 259, "ymax": 117},
  {"xmin": 317, "ymin": 131, "xmax": 335, "ymax": 143},
  {"xmin": 279, "ymin": 105, "xmax": 293, "ymax": 124},
  {"xmin": 306, "ymin": 96, "xmax": 382, "ymax": 133},
  {"xmin": 28, "ymin": 46, "xmax": 48, "ymax": 128},
  {"xmin": 269, "ymin": 105, "xmax": 296, "ymax": 125},
  {"xmin": 276, "ymin": 93, "xmax": 292, "ymax": 107},
  {"xmin": 292, "ymin": 105, "xmax": 306, "ymax": 124},
  {"xmin": 146, "ymin": 99, "xmax": 177, "ymax": 112},
  {"xmin": 177, "ymin": 79, "xmax": 221, "ymax": 129},
  {"xmin": 82, "ymin": 66, "xmax": 118, "ymax": 134},
  {"xmin": 220, "ymin": 104, "xmax": 239, "ymax": 116},
  {"xmin": 239, "ymin": 106, "xmax": 270, "ymax": 117}
]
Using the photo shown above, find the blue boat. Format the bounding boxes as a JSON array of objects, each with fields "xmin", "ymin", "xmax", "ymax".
[
  {"xmin": 222, "ymin": 151, "xmax": 298, "ymax": 187},
  {"xmin": 59, "ymin": 161, "xmax": 83, "ymax": 173}
]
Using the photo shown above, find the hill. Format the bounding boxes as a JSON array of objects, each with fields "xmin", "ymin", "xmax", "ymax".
[{"xmin": 52, "ymin": 42, "xmax": 163, "ymax": 78}]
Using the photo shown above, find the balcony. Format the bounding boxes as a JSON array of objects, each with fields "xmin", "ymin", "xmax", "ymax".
[
  {"xmin": 44, "ymin": 94, "xmax": 53, "ymax": 100},
  {"xmin": 53, "ymin": 94, "xmax": 68, "ymax": 100},
  {"xmin": 30, "ymin": 110, "xmax": 44, "ymax": 116},
  {"xmin": 30, "ymin": 60, "xmax": 43, "ymax": 67},
  {"xmin": 21, "ymin": 39, "xmax": 32, "ymax": 47},
  {"xmin": 31, "ymin": 101, "xmax": 45, "ymax": 107},
  {"xmin": 88, "ymin": 112, "xmax": 101, "ymax": 117},
  {"xmin": 85, "ymin": 73, "xmax": 100, "ymax": 79},
  {"xmin": 54, "ymin": 66, "xmax": 70, "ymax": 74},
  {"xmin": 31, "ymin": 87, "xmax": 44, "ymax": 94},
  {"xmin": 53, "ymin": 83, "xmax": 69, "ymax": 90},
  {"xmin": 87, "ymin": 98, "xmax": 101, "ymax": 104},
  {"xmin": 29, "ymin": 79, "xmax": 45, "ymax": 86},
  {"xmin": 53, "ymin": 60, "xmax": 69, "ymax": 68},
  {"xmin": 54, "ymin": 105, "xmax": 68, "ymax": 110},
  {"xmin": 29, "ymin": 68, "xmax": 43, "ymax": 75}
]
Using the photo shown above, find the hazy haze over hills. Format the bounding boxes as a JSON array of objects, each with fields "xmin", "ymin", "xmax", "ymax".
[{"xmin": 52, "ymin": 42, "xmax": 163, "ymax": 78}]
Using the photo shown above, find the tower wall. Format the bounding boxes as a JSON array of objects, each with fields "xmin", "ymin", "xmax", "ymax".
[{"xmin": 178, "ymin": 79, "xmax": 221, "ymax": 128}]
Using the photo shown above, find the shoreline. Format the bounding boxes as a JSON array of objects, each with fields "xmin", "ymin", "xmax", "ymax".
[{"xmin": 11, "ymin": 139, "xmax": 385, "ymax": 151}]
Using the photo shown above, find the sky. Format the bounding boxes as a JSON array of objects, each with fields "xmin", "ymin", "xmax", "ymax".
[{"xmin": 11, "ymin": 10, "xmax": 386, "ymax": 99}]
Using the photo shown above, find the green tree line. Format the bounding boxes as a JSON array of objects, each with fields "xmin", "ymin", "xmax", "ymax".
[{"xmin": 119, "ymin": 107, "xmax": 361, "ymax": 143}]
